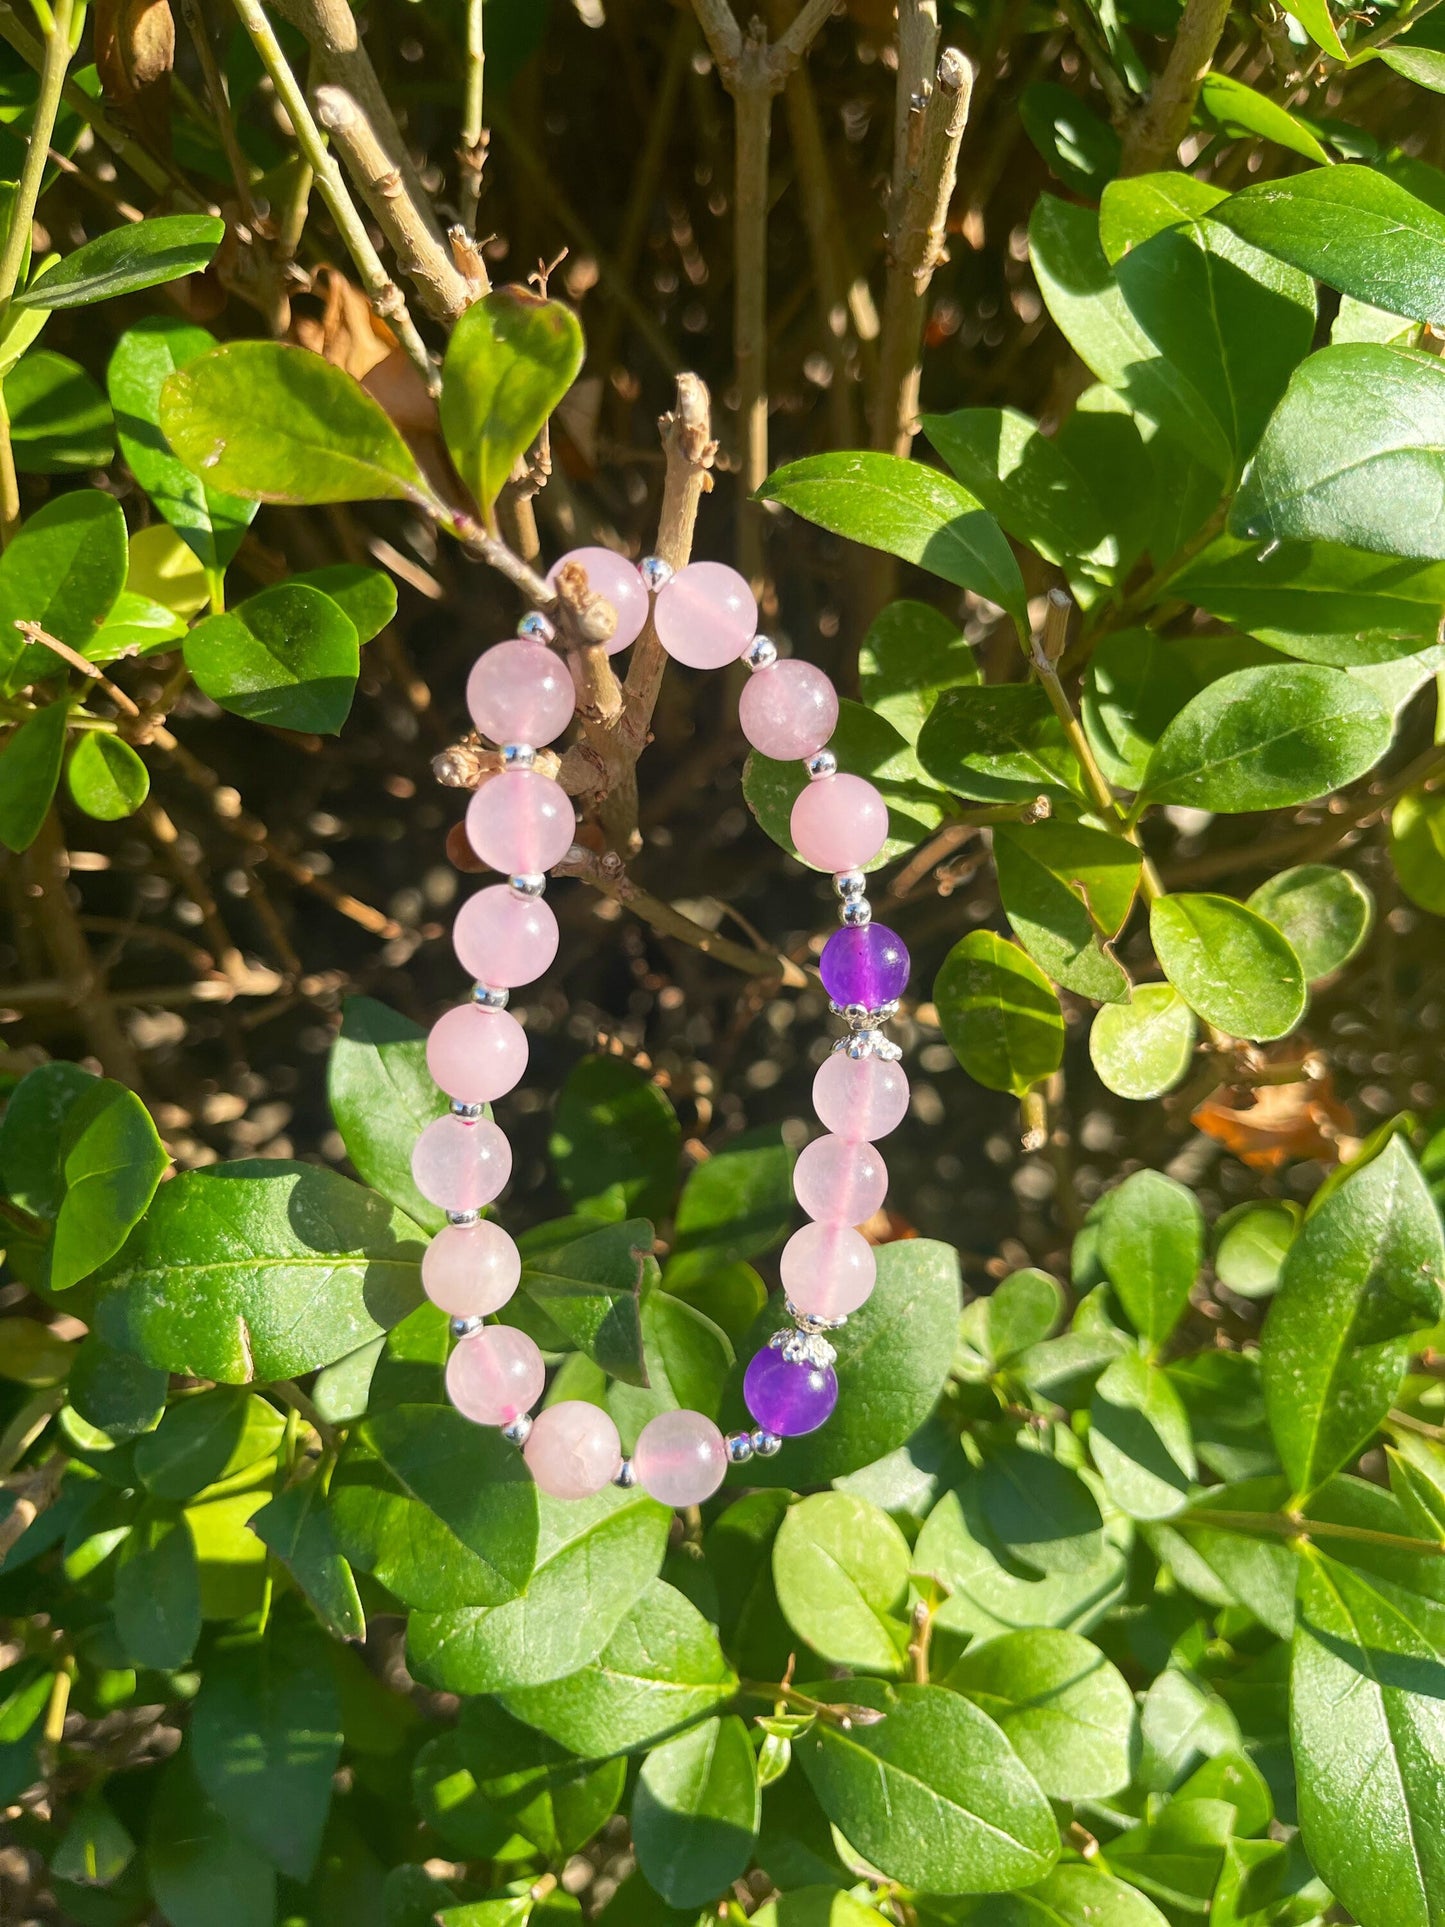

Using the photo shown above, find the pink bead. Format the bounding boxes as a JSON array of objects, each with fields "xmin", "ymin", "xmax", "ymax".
[
  {"xmin": 467, "ymin": 639, "xmax": 576, "ymax": 747},
  {"xmin": 466, "ymin": 769, "xmax": 576, "ymax": 876},
  {"xmin": 791, "ymin": 774, "xmax": 889, "ymax": 873},
  {"xmin": 793, "ymin": 1134, "xmax": 888, "ymax": 1224},
  {"xmin": 813, "ymin": 1053, "xmax": 910, "ymax": 1142},
  {"xmin": 547, "ymin": 547, "xmax": 649, "ymax": 655},
  {"xmin": 654, "ymin": 561, "xmax": 757, "ymax": 670},
  {"xmin": 739, "ymin": 661, "xmax": 839, "ymax": 761},
  {"xmin": 780, "ymin": 1221, "xmax": 877, "ymax": 1319},
  {"xmin": 524, "ymin": 1401, "xmax": 622, "ymax": 1500},
  {"xmin": 422, "ymin": 1219, "xmax": 521, "ymax": 1318},
  {"xmin": 454, "ymin": 885, "xmax": 559, "ymax": 989},
  {"xmin": 446, "ymin": 1325, "xmax": 544, "ymax": 1426},
  {"xmin": 426, "ymin": 1003, "xmax": 528, "ymax": 1104},
  {"xmin": 634, "ymin": 1409, "xmax": 728, "ymax": 1507},
  {"xmin": 411, "ymin": 1115, "xmax": 512, "ymax": 1212}
]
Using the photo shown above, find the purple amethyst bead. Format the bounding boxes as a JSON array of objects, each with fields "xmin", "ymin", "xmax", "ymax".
[
  {"xmin": 744, "ymin": 1346, "xmax": 839, "ymax": 1437},
  {"xmin": 820, "ymin": 922, "xmax": 910, "ymax": 1009}
]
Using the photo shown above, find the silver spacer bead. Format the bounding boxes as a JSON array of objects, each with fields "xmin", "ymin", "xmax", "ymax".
[
  {"xmin": 518, "ymin": 611, "xmax": 556, "ymax": 643},
  {"xmin": 744, "ymin": 634, "xmax": 778, "ymax": 672},
  {"xmin": 613, "ymin": 1457, "xmax": 638, "ymax": 1488},
  {"xmin": 770, "ymin": 1325, "xmax": 837, "ymax": 1371},
  {"xmin": 833, "ymin": 870, "xmax": 867, "ymax": 902},
  {"xmin": 509, "ymin": 873, "xmax": 546, "ymax": 898},
  {"xmin": 806, "ymin": 750, "xmax": 837, "ymax": 780},
  {"xmin": 639, "ymin": 555, "xmax": 674, "ymax": 593},
  {"xmin": 751, "ymin": 1429, "xmax": 783, "ymax": 1458},
  {"xmin": 502, "ymin": 1414, "xmax": 533, "ymax": 1447},
  {"xmin": 502, "ymin": 743, "xmax": 537, "ymax": 769},
  {"xmin": 450, "ymin": 1315, "xmax": 485, "ymax": 1339},
  {"xmin": 451, "ymin": 1099, "xmax": 485, "ymax": 1120},
  {"xmin": 726, "ymin": 1430, "xmax": 755, "ymax": 1464},
  {"xmin": 472, "ymin": 983, "xmax": 510, "ymax": 1010},
  {"xmin": 786, "ymin": 1298, "xmax": 848, "ymax": 1334},
  {"xmin": 840, "ymin": 898, "xmax": 873, "ymax": 928},
  {"xmin": 446, "ymin": 1208, "xmax": 482, "ymax": 1225}
]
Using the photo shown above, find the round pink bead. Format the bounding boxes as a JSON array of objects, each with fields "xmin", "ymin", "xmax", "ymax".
[
  {"xmin": 634, "ymin": 1409, "xmax": 728, "ymax": 1507},
  {"xmin": 739, "ymin": 660, "xmax": 839, "ymax": 761},
  {"xmin": 446, "ymin": 1325, "xmax": 545, "ymax": 1426},
  {"xmin": 793, "ymin": 1134, "xmax": 888, "ymax": 1224},
  {"xmin": 653, "ymin": 561, "xmax": 757, "ymax": 670},
  {"xmin": 467, "ymin": 639, "xmax": 576, "ymax": 748},
  {"xmin": 454, "ymin": 885, "xmax": 559, "ymax": 989},
  {"xmin": 813, "ymin": 1053, "xmax": 910, "ymax": 1142},
  {"xmin": 422, "ymin": 1219, "xmax": 521, "ymax": 1318},
  {"xmin": 524, "ymin": 1401, "xmax": 622, "ymax": 1500},
  {"xmin": 466, "ymin": 769, "xmax": 576, "ymax": 876},
  {"xmin": 547, "ymin": 547, "xmax": 648, "ymax": 655},
  {"xmin": 411, "ymin": 1114, "xmax": 512, "ymax": 1212},
  {"xmin": 790, "ymin": 773, "xmax": 889, "ymax": 873},
  {"xmin": 780, "ymin": 1221, "xmax": 877, "ymax": 1319},
  {"xmin": 426, "ymin": 1003, "xmax": 528, "ymax": 1104}
]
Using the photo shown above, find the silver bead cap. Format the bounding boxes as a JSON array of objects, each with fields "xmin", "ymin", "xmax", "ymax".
[
  {"xmin": 785, "ymin": 1298, "xmax": 848, "ymax": 1334},
  {"xmin": 502, "ymin": 743, "xmax": 536, "ymax": 769},
  {"xmin": 472, "ymin": 983, "xmax": 510, "ymax": 1010},
  {"xmin": 449, "ymin": 1314, "xmax": 485, "ymax": 1339},
  {"xmin": 518, "ymin": 611, "xmax": 555, "ymax": 643},
  {"xmin": 509, "ymin": 874, "xmax": 546, "ymax": 898},
  {"xmin": 770, "ymin": 1326, "xmax": 837, "ymax": 1371},
  {"xmin": 751, "ymin": 1429, "xmax": 783, "ymax": 1458},
  {"xmin": 639, "ymin": 555, "xmax": 674, "ymax": 593},
  {"xmin": 806, "ymin": 750, "xmax": 837, "ymax": 780},
  {"xmin": 502, "ymin": 1413, "xmax": 534, "ymax": 1447}
]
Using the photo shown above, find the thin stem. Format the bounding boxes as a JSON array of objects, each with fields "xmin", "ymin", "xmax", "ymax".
[
  {"xmin": 0, "ymin": 384, "xmax": 20, "ymax": 545},
  {"xmin": 0, "ymin": 0, "xmax": 72, "ymax": 318},
  {"xmin": 1119, "ymin": 0, "xmax": 1232, "ymax": 173},
  {"xmin": 460, "ymin": 0, "xmax": 485, "ymax": 235},
  {"xmin": 205, "ymin": 565, "xmax": 226, "ymax": 615},
  {"xmin": 1191, "ymin": 1507, "xmax": 1445, "ymax": 1556}
]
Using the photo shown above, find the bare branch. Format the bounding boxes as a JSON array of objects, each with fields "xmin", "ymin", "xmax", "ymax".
[{"xmin": 1118, "ymin": 0, "xmax": 1232, "ymax": 173}]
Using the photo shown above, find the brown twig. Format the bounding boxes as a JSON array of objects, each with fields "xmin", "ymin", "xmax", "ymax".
[
  {"xmin": 1118, "ymin": 0, "xmax": 1233, "ymax": 173},
  {"xmin": 23, "ymin": 812, "xmax": 143, "ymax": 1085}
]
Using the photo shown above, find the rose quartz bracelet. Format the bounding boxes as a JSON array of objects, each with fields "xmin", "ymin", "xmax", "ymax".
[{"xmin": 412, "ymin": 551, "xmax": 911, "ymax": 1508}]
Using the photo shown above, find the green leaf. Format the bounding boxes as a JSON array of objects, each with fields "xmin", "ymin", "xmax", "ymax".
[
  {"xmin": 1089, "ymin": 1350, "xmax": 1198, "ymax": 1520},
  {"xmin": 984, "ymin": 1268, "xmax": 1066, "ymax": 1365},
  {"xmin": 1247, "ymin": 864, "xmax": 1373, "ymax": 979},
  {"xmin": 1150, "ymin": 892, "xmax": 1307, "ymax": 1041},
  {"xmin": 0, "ymin": 1060, "xmax": 95, "ymax": 1217},
  {"xmin": 92, "ymin": 1160, "xmax": 425, "ymax": 1383},
  {"xmin": 1392, "ymin": 785, "xmax": 1445, "ymax": 914},
  {"xmin": 328, "ymin": 996, "xmax": 449, "ymax": 1231},
  {"xmin": 1233, "ymin": 343, "xmax": 1445, "ymax": 559},
  {"xmin": 609, "ymin": 1289, "xmax": 733, "ymax": 1442},
  {"xmin": 994, "ymin": 818, "xmax": 1139, "ymax": 1003},
  {"xmin": 330, "ymin": 1402, "xmax": 538, "ymax": 1609},
  {"xmin": 407, "ymin": 1484, "xmax": 670, "ymax": 1692},
  {"xmin": 979, "ymin": 1442, "xmax": 1106, "ymax": 1576},
  {"xmin": 1081, "ymin": 630, "xmax": 1277, "ymax": 788},
  {"xmin": 1099, "ymin": 173, "xmax": 1227, "ymax": 261},
  {"xmin": 107, "ymin": 316, "xmax": 257, "ymax": 570},
  {"xmin": 1140, "ymin": 664, "xmax": 1392, "ymax": 810},
  {"xmin": 752, "ymin": 1891, "xmax": 887, "ymax": 1927},
  {"xmin": 517, "ymin": 1217, "xmax": 654, "ymax": 1386},
  {"xmin": 135, "ymin": 1388, "xmax": 284, "ymax": 1501},
  {"xmin": 772, "ymin": 1492, "xmax": 911, "ymax": 1673},
  {"xmin": 758, "ymin": 451, "xmax": 1028, "ymax": 628},
  {"xmin": 68, "ymin": 1334, "xmax": 165, "ymax": 1442},
  {"xmin": 1097, "ymin": 1168, "xmax": 1203, "ymax": 1350},
  {"xmin": 84, "ymin": 588, "xmax": 187, "ymax": 661},
  {"xmin": 1281, "ymin": 0, "xmax": 1346, "ymax": 55},
  {"xmin": 185, "ymin": 583, "xmax": 360, "ymax": 735},
  {"xmin": 502, "ymin": 1577, "xmax": 738, "ymax": 1757},
  {"xmin": 5, "ymin": 350, "xmax": 113, "ymax": 472},
  {"xmin": 13, "ymin": 215, "xmax": 224, "ymax": 309},
  {"xmin": 113, "ymin": 1505, "xmax": 201, "ymax": 1670},
  {"xmin": 0, "ymin": 490, "xmax": 128, "ymax": 689},
  {"xmin": 159, "ymin": 341, "xmax": 433, "ymax": 507},
  {"xmin": 632, "ymin": 1715, "xmax": 759, "ymax": 1910},
  {"xmin": 1198, "ymin": 73, "xmax": 1330, "ymax": 161},
  {"xmin": 1215, "ymin": 165, "xmax": 1445, "ymax": 325},
  {"xmin": 0, "ymin": 1317, "xmax": 70, "ymax": 1385},
  {"xmin": 1105, "ymin": 1796, "xmax": 1236, "ymax": 1911},
  {"xmin": 1019, "ymin": 81, "xmax": 1121, "ymax": 198},
  {"xmin": 1213, "ymin": 1200, "xmax": 1300, "ymax": 1299},
  {"xmin": 191, "ymin": 1612, "xmax": 342, "ymax": 1881},
  {"xmin": 66, "ymin": 730, "xmax": 149, "ymax": 819},
  {"xmin": 0, "ymin": 698, "xmax": 66, "ymax": 852},
  {"xmin": 248, "ymin": 1474, "xmax": 365, "ymax": 1639},
  {"xmin": 146, "ymin": 1753, "xmax": 275, "ymax": 1927},
  {"xmin": 1262, "ymin": 1135, "xmax": 1444, "ymax": 1499},
  {"xmin": 946, "ymin": 1628, "xmax": 1135, "ymax": 1799},
  {"xmin": 290, "ymin": 563, "xmax": 396, "ymax": 644},
  {"xmin": 796, "ymin": 1679, "xmax": 1058, "ymax": 1894},
  {"xmin": 551, "ymin": 1055, "xmax": 680, "ymax": 1223},
  {"xmin": 916, "ymin": 683, "xmax": 1079, "ymax": 802},
  {"xmin": 1089, "ymin": 984, "xmax": 1197, "ymax": 1100},
  {"xmin": 439, "ymin": 288, "xmax": 584, "ymax": 526},
  {"xmin": 667, "ymin": 1128, "xmax": 794, "ymax": 1289},
  {"xmin": 858, "ymin": 598, "xmax": 978, "ymax": 742},
  {"xmin": 926, "ymin": 1865, "xmax": 1171, "ymax": 1927},
  {"xmin": 922, "ymin": 407, "xmax": 1112, "ymax": 577},
  {"xmin": 443, "ymin": 1698, "xmax": 626, "ymax": 1860},
  {"xmin": 934, "ymin": 930, "xmax": 1064, "ymax": 1096}
]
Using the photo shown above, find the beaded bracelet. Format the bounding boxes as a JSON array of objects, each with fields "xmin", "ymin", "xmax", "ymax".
[{"xmin": 409, "ymin": 545, "xmax": 912, "ymax": 1508}]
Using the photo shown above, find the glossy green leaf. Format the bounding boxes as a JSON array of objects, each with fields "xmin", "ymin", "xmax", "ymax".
[
  {"xmin": 923, "ymin": 407, "xmax": 1112, "ymax": 576},
  {"xmin": 0, "ymin": 490, "xmax": 128, "ymax": 689},
  {"xmin": 0, "ymin": 698, "xmax": 66, "ymax": 852},
  {"xmin": 518, "ymin": 1217, "xmax": 654, "ymax": 1387},
  {"xmin": 1097, "ymin": 1168, "xmax": 1202, "ymax": 1349},
  {"xmin": 1199, "ymin": 73, "xmax": 1329, "ymax": 161},
  {"xmin": 13, "ymin": 215, "xmax": 224, "ymax": 309},
  {"xmin": 1081, "ymin": 630, "xmax": 1276, "ymax": 789},
  {"xmin": 668, "ymin": 1128, "xmax": 794, "ymax": 1288},
  {"xmin": 551, "ymin": 1054, "xmax": 680, "ymax": 1223},
  {"xmin": 68, "ymin": 1334, "xmax": 165, "ymax": 1442},
  {"xmin": 858, "ymin": 598, "xmax": 978, "ymax": 742},
  {"xmin": 146, "ymin": 1753, "xmax": 275, "ymax": 1927},
  {"xmin": 0, "ymin": 1060, "xmax": 95, "ymax": 1218},
  {"xmin": 248, "ymin": 1474, "xmax": 365, "ymax": 1639},
  {"xmin": 92, "ymin": 1160, "xmax": 425, "ymax": 1383},
  {"xmin": 1391, "ymin": 785, "xmax": 1445, "ymax": 914},
  {"xmin": 290, "ymin": 563, "xmax": 396, "ymax": 644},
  {"xmin": 946, "ymin": 1627, "xmax": 1135, "ymax": 1799},
  {"xmin": 159, "ymin": 342, "xmax": 433, "ymax": 507},
  {"xmin": 66, "ymin": 730, "xmax": 149, "ymax": 819},
  {"xmin": 327, "ymin": 996, "xmax": 448, "ymax": 1232},
  {"xmin": 917, "ymin": 683, "xmax": 1079, "ymax": 803},
  {"xmin": 185, "ymin": 583, "xmax": 360, "ymax": 735},
  {"xmin": 632, "ymin": 1715, "xmax": 759, "ymax": 1910},
  {"xmin": 439, "ymin": 288, "xmax": 584, "ymax": 526},
  {"xmin": 5, "ymin": 350, "xmax": 113, "ymax": 472},
  {"xmin": 1247, "ymin": 863, "xmax": 1373, "ymax": 979},
  {"xmin": 759, "ymin": 451, "xmax": 1028, "ymax": 626},
  {"xmin": 984, "ymin": 1268, "xmax": 1066, "ymax": 1366},
  {"xmin": 113, "ymin": 1505, "xmax": 201, "ymax": 1670},
  {"xmin": 136, "ymin": 1388, "xmax": 284, "ymax": 1500},
  {"xmin": 935, "ymin": 930, "xmax": 1064, "ymax": 1096},
  {"xmin": 1282, "ymin": 0, "xmax": 1346, "ymax": 55},
  {"xmin": 1150, "ymin": 892, "xmax": 1307, "ymax": 1041},
  {"xmin": 1262, "ymin": 1135, "xmax": 1444, "ymax": 1499},
  {"xmin": 609, "ymin": 1289, "xmax": 733, "ymax": 1442},
  {"xmin": 1090, "ymin": 1350, "xmax": 1197, "ymax": 1519},
  {"xmin": 994, "ymin": 818, "xmax": 1139, "ymax": 1002},
  {"xmin": 927, "ymin": 1865, "xmax": 1171, "ymax": 1927},
  {"xmin": 772, "ymin": 1492, "xmax": 911, "ymax": 1673},
  {"xmin": 83, "ymin": 588, "xmax": 186, "ymax": 661},
  {"xmin": 443, "ymin": 1698, "xmax": 625, "ymax": 1860},
  {"xmin": 1019, "ymin": 81, "xmax": 1121, "ymax": 198},
  {"xmin": 979, "ymin": 1443, "xmax": 1106, "ymax": 1577},
  {"xmin": 1089, "ymin": 984, "xmax": 1197, "ymax": 1100},
  {"xmin": 48, "ymin": 1076, "xmax": 166, "ymax": 1295},
  {"xmin": 1213, "ymin": 1200, "xmax": 1300, "ymax": 1299}
]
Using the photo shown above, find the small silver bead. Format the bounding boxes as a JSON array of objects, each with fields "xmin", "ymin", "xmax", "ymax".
[
  {"xmin": 613, "ymin": 1457, "xmax": 638, "ymax": 1488},
  {"xmin": 751, "ymin": 1429, "xmax": 783, "ymax": 1458},
  {"xmin": 639, "ymin": 555, "xmax": 674, "ymax": 593},
  {"xmin": 446, "ymin": 1208, "xmax": 482, "ymax": 1225},
  {"xmin": 502, "ymin": 1414, "xmax": 533, "ymax": 1447},
  {"xmin": 744, "ymin": 634, "xmax": 778, "ymax": 672},
  {"xmin": 450, "ymin": 1099, "xmax": 485, "ymax": 1120},
  {"xmin": 833, "ymin": 870, "xmax": 867, "ymax": 901},
  {"xmin": 785, "ymin": 1299, "xmax": 848, "ymax": 1333},
  {"xmin": 840, "ymin": 899, "xmax": 873, "ymax": 928},
  {"xmin": 450, "ymin": 1315, "xmax": 485, "ymax": 1339},
  {"xmin": 806, "ymin": 750, "xmax": 837, "ymax": 780},
  {"xmin": 726, "ymin": 1430, "xmax": 755, "ymax": 1464},
  {"xmin": 501, "ymin": 743, "xmax": 536, "ymax": 769},
  {"xmin": 509, "ymin": 874, "xmax": 546, "ymax": 898},
  {"xmin": 518, "ymin": 611, "xmax": 556, "ymax": 643},
  {"xmin": 472, "ymin": 983, "xmax": 510, "ymax": 1010},
  {"xmin": 843, "ymin": 1030, "xmax": 878, "ymax": 1060}
]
